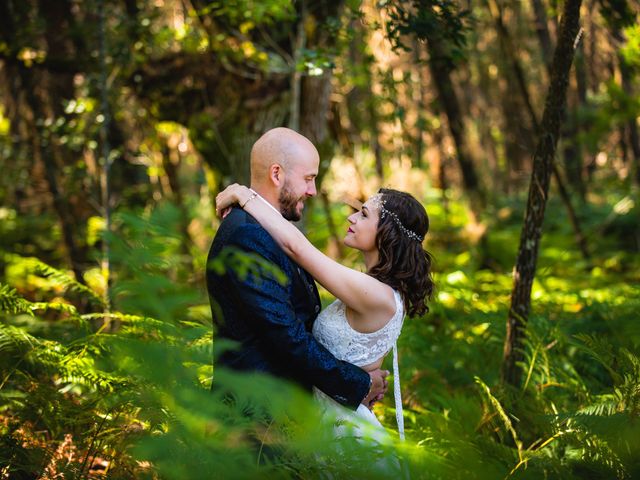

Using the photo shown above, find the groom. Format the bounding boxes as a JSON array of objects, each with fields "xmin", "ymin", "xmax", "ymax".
[{"xmin": 207, "ymin": 127, "xmax": 387, "ymax": 409}]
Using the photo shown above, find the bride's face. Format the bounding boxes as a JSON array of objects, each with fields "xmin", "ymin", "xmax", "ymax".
[{"xmin": 344, "ymin": 196, "xmax": 381, "ymax": 252}]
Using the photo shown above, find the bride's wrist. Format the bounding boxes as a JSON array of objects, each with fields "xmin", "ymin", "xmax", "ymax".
[{"xmin": 239, "ymin": 187, "xmax": 257, "ymax": 208}]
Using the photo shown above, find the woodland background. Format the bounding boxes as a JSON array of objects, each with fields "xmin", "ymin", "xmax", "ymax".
[{"xmin": 0, "ymin": 0, "xmax": 639, "ymax": 478}]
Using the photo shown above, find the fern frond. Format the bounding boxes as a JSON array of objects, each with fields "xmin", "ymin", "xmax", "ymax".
[
  {"xmin": 614, "ymin": 350, "xmax": 640, "ymax": 416},
  {"xmin": 572, "ymin": 334, "xmax": 620, "ymax": 383},
  {"xmin": 578, "ymin": 395, "xmax": 619, "ymax": 416},
  {"xmin": 0, "ymin": 324, "xmax": 39, "ymax": 360},
  {"xmin": 0, "ymin": 324, "xmax": 61, "ymax": 387},
  {"xmin": 0, "ymin": 322, "xmax": 126, "ymax": 395},
  {"xmin": 58, "ymin": 353, "xmax": 126, "ymax": 393},
  {"xmin": 475, "ymin": 377, "xmax": 523, "ymax": 456},
  {"xmin": 81, "ymin": 312, "xmax": 164, "ymax": 329},
  {"xmin": 573, "ymin": 337, "xmax": 640, "ymax": 417},
  {"xmin": 0, "ymin": 284, "xmax": 34, "ymax": 317},
  {"xmin": 5, "ymin": 255, "xmax": 105, "ymax": 307},
  {"xmin": 0, "ymin": 284, "xmax": 89, "ymax": 329},
  {"xmin": 572, "ymin": 429, "xmax": 628, "ymax": 478},
  {"xmin": 30, "ymin": 301, "xmax": 87, "ymax": 325}
]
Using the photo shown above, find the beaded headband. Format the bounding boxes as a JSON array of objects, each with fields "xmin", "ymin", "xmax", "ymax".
[{"xmin": 368, "ymin": 194, "xmax": 424, "ymax": 243}]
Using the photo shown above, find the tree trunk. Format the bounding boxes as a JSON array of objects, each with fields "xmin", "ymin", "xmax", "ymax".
[
  {"xmin": 412, "ymin": 38, "xmax": 426, "ymax": 169},
  {"xmin": 0, "ymin": 0, "xmax": 88, "ymax": 282},
  {"xmin": 619, "ymin": 125, "xmax": 630, "ymax": 163},
  {"xmin": 289, "ymin": 0, "xmax": 306, "ymax": 132},
  {"xmin": 629, "ymin": 121, "xmax": 640, "ymax": 187},
  {"xmin": 330, "ymin": 100, "xmax": 354, "ymax": 158},
  {"xmin": 98, "ymin": 0, "xmax": 113, "ymax": 313},
  {"xmin": 531, "ymin": 0, "xmax": 554, "ymax": 72},
  {"xmin": 301, "ymin": 71, "xmax": 334, "ymax": 153},
  {"xmin": 562, "ymin": 99, "xmax": 586, "ymax": 201},
  {"xmin": 431, "ymin": 111, "xmax": 450, "ymax": 216},
  {"xmin": 319, "ymin": 190, "xmax": 345, "ymax": 258},
  {"xmin": 502, "ymin": 0, "xmax": 583, "ymax": 388},
  {"xmin": 471, "ymin": 36, "xmax": 503, "ymax": 193},
  {"xmin": 161, "ymin": 144, "xmax": 194, "ymax": 255},
  {"xmin": 426, "ymin": 30, "xmax": 486, "ymax": 221},
  {"xmin": 489, "ymin": 0, "xmax": 589, "ymax": 261},
  {"xmin": 368, "ymin": 95, "xmax": 384, "ymax": 181},
  {"xmin": 301, "ymin": 69, "xmax": 335, "ymax": 203},
  {"xmin": 487, "ymin": 0, "xmax": 534, "ymax": 191},
  {"xmin": 569, "ymin": 40, "xmax": 588, "ymax": 202},
  {"xmin": 487, "ymin": 0, "xmax": 541, "ymax": 131},
  {"xmin": 558, "ymin": 17, "xmax": 585, "ymax": 202},
  {"xmin": 552, "ymin": 163, "xmax": 590, "ymax": 260},
  {"xmin": 618, "ymin": 43, "xmax": 640, "ymax": 187},
  {"xmin": 25, "ymin": 76, "xmax": 86, "ymax": 284}
]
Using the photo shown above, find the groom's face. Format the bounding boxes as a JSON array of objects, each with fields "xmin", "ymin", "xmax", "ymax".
[{"xmin": 278, "ymin": 153, "xmax": 319, "ymax": 221}]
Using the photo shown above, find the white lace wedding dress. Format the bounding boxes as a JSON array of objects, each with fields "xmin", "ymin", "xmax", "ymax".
[{"xmin": 312, "ymin": 288, "xmax": 405, "ymax": 442}]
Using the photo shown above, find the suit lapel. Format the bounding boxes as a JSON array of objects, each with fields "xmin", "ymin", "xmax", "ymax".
[
  {"xmin": 292, "ymin": 264, "xmax": 320, "ymax": 330},
  {"xmin": 243, "ymin": 211, "xmax": 320, "ymax": 329}
]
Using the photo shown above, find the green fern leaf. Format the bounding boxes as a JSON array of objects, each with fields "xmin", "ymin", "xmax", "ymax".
[
  {"xmin": 5, "ymin": 255, "xmax": 105, "ymax": 307},
  {"xmin": 0, "ymin": 284, "xmax": 35, "ymax": 317}
]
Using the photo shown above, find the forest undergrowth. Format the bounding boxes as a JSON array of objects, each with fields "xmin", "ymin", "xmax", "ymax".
[{"xmin": 1, "ymin": 188, "xmax": 639, "ymax": 479}]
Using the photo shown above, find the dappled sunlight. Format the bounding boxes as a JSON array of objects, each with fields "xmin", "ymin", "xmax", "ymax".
[
  {"xmin": 3, "ymin": 191, "xmax": 639, "ymax": 476},
  {"xmin": 1, "ymin": 0, "xmax": 639, "ymax": 477}
]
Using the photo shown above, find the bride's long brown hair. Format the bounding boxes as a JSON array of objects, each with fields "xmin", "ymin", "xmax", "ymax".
[{"xmin": 368, "ymin": 188, "xmax": 434, "ymax": 317}]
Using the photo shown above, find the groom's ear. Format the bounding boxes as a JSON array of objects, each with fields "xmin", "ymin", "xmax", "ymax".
[{"xmin": 269, "ymin": 163, "xmax": 283, "ymax": 187}]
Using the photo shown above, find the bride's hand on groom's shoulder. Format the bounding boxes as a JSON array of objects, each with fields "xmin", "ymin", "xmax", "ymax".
[
  {"xmin": 363, "ymin": 369, "xmax": 389, "ymax": 410},
  {"xmin": 215, "ymin": 183, "xmax": 248, "ymax": 218}
]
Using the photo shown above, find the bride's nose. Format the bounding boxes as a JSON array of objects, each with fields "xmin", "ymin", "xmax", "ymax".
[{"xmin": 347, "ymin": 213, "xmax": 356, "ymax": 224}]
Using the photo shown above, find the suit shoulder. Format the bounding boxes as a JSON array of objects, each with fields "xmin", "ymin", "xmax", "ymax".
[
  {"xmin": 209, "ymin": 209, "xmax": 266, "ymax": 253},
  {"xmin": 231, "ymin": 223, "xmax": 286, "ymax": 261}
]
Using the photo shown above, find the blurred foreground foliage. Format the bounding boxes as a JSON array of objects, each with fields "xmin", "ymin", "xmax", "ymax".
[{"xmin": 1, "ymin": 188, "xmax": 639, "ymax": 479}]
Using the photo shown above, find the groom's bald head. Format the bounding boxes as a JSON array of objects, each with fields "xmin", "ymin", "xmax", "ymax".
[
  {"xmin": 249, "ymin": 127, "xmax": 319, "ymax": 220},
  {"xmin": 250, "ymin": 127, "xmax": 317, "ymax": 184}
]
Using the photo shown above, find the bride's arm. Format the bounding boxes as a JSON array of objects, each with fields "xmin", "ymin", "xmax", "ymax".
[{"xmin": 216, "ymin": 184, "xmax": 395, "ymax": 316}]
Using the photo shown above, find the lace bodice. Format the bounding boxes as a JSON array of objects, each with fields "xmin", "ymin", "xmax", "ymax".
[
  {"xmin": 313, "ymin": 290, "xmax": 404, "ymax": 366},
  {"xmin": 313, "ymin": 289, "xmax": 406, "ymax": 439}
]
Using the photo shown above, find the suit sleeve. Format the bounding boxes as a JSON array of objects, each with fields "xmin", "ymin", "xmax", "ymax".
[{"xmin": 227, "ymin": 223, "xmax": 370, "ymax": 410}]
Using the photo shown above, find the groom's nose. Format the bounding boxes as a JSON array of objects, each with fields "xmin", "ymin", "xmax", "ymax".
[{"xmin": 306, "ymin": 181, "xmax": 317, "ymax": 197}]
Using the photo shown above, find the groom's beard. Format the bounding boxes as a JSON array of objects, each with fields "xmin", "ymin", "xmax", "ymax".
[{"xmin": 279, "ymin": 182, "xmax": 305, "ymax": 221}]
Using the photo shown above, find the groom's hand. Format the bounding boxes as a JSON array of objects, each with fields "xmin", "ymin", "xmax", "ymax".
[{"xmin": 363, "ymin": 369, "xmax": 389, "ymax": 408}]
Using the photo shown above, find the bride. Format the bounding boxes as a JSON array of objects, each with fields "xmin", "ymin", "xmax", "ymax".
[{"xmin": 216, "ymin": 179, "xmax": 434, "ymax": 442}]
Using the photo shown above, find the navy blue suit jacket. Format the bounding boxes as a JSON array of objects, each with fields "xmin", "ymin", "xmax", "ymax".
[{"xmin": 206, "ymin": 208, "xmax": 369, "ymax": 409}]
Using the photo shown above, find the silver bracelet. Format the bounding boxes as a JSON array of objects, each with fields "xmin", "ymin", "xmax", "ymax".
[{"xmin": 240, "ymin": 190, "xmax": 258, "ymax": 208}]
